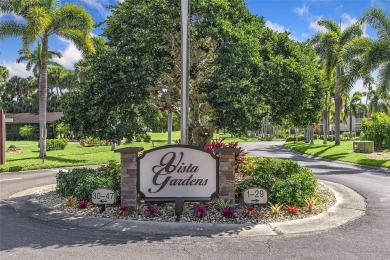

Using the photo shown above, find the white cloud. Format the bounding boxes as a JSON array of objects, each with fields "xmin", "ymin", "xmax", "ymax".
[
  {"xmin": 1, "ymin": 61, "xmax": 33, "ymax": 78},
  {"xmin": 265, "ymin": 21, "xmax": 287, "ymax": 33},
  {"xmin": 52, "ymin": 38, "xmax": 83, "ymax": 68},
  {"xmin": 340, "ymin": 13, "xmax": 357, "ymax": 31},
  {"xmin": 81, "ymin": 0, "xmax": 111, "ymax": 18},
  {"xmin": 309, "ymin": 17, "xmax": 327, "ymax": 33},
  {"xmin": 293, "ymin": 5, "xmax": 309, "ymax": 17}
]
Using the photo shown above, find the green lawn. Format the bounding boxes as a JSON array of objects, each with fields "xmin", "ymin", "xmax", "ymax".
[
  {"xmin": 284, "ymin": 140, "xmax": 390, "ymax": 169},
  {"xmin": 1, "ymin": 131, "xmax": 263, "ymax": 172}
]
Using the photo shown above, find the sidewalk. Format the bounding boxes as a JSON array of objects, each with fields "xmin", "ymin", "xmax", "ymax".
[{"xmin": 6, "ymin": 180, "xmax": 366, "ymax": 237}]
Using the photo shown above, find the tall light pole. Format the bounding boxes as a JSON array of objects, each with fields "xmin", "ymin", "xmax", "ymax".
[{"xmin": 180, "ymin": 0, "xmax": 189, "ymax": 145}]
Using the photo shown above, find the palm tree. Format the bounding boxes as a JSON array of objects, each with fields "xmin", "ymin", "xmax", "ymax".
[
  {"xmin": 363, "ymin": 76, "xmax": 375, "ymax": 105},
  {"xmin": 311, "ymin": 19, "xmax": 363, "ymax": 145},
  {"xmin": 359, "ymin": 8, "xmax": 390, "ymax": 95},
  {"xmin": 16, "ymin": 42, "xmax": 62, "ymax": 78},
  {"xmin": 343, "ymin": 91, "xmax": 366, "ymax": 139},
  {"xmin": 0, "ymin": 0, "xmax": 94, "ymax": 158},
  {"xmin": 367, "ymin": 89, "xmax": 390, "ymax": 115}
]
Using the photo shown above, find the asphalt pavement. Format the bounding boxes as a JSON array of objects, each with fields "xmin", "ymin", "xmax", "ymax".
[{"xmin": 0, "ymin": 141, "xmax": 389, "ymax": 260}]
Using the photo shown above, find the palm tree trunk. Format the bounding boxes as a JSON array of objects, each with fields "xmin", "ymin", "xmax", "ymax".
[
  {"xmin": 310, "ymin": 125, "xmax": 314, "ymax": 145},
  {"xmin": 334, "ymin": 64, "xmax": 341, "ymax": 145},
  {"xmin": 323, "ymin": 109, "xmax": 328, "ymax": 144},
  {"xmin": 39, "ymin": 36, "xmax": 49, "ymax": 158},
  {"xmin": 349, "ymin": 107, "xmax": 353, "ymax": 140}
]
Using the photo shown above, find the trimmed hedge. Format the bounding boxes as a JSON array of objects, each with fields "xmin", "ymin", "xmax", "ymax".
[
  {"xmin": 56, "ymin": 162, "xmax": 121, "ymax": 203},
  {"xmin": 236, "ymin": 157, "xmax": 317, "ymax": 206},
  {"xmin": 38, "ymin": 138, "xmax": 68, "ymax": 151}
]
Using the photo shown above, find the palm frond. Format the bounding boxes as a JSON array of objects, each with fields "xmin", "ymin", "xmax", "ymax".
[
  {"xmin": 52, "ymin": 4, "xmax": 94, "ymax": 34},
  {"xmin": 342, "ymin": 37, "xmax": 373, "ymax": 64},
  {"xmin": 360, "ymin": 7, "xmax": 390, "ymax": 40},
  {"xmin": 25, "ymin": 5, "xmax": 52, "ymax": 39},
  {"xmin": 377, "ymin": 62, "xmax": 390, "ymax": 94},
  {"xmin": 48, "ymin": 50, "xmax": 62, "ymax": 59},
  {"xmin": 0, "ymin": 21, "xmax": 25, "ymax": 39},
  {"xmin": 362, "ymin": 40, "xmax": 390, "ymax": 73},
  {"xmin": 340, "ymin": 23, "xmax": 363, "ymax": 46},
  {"xmin": 57, "ymin": 29, "xmax": 95, "ymax": 55},
  {"xmin": 318, "ymin": 19, "xmax": 341, "ymax": 34}
]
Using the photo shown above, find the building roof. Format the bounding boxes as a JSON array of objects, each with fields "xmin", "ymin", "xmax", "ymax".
[{"xmin": 5, "ymin": 112, "xmax": 64, "ymax": 124}]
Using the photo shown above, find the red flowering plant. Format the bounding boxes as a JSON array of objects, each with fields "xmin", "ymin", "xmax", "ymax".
[
  {"xmin": 205, "ymin": 138, "xmax": 248, "ymax": 175},
  {"xmin": 77, "ymin": 200, "xmax": 89, "ymax": 209},
  {"xmin": 144, "ymin": 205, "xmax": 161, "ymax": 218},
  {"xmin": 222, "ymin": 208, "xmax": 235, "ymax": 218},
  {"xmin": 194, "ymin": 205, "xmax": 208, "ymax": 218},
  {"xmin": 245, "ymin": 205, "xmax": 257, "ymax": 217},
  {"xmin": 286, "ymin": 205, "xmax": 299, "ymax": 215},
  {"xmin": 118, "ymin": 205, "xmax": 135, "ymax": 215}
]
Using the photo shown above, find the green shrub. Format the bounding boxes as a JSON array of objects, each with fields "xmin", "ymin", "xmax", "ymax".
[
  {"xmin": 19, "ymin": 125, "xmax": 35, "ymax": 139},
  {"xmin": 235, "ymin": 157, "xmax": 317, "ymax": 206},
  {"xmin": 56, "ymin": 167, "xmax": 96, "ymax": 199},
  {"xmin": 134, "ymin": 134, "xmax": 142, "ymax": 142},
  {"xmin": 285, "ymin": 135, "xmax": 305, "ymax": 142},
  {"xmin": 270, "ymin": 168, "xmax": 317, "ymax": 206},
  {"xmin": 38, "ymin": 138, "xmax": 68, "ymax": 151},
  {"xmin": 134, "ymin": 133, "xmax": 151, "ymax": 143},
  {"xmin": 56, "ymin": 162, "xmax": 121, "ymax": 203},
  {"xmin": 361, "ymin": 113, "xmax": 390, "ymax": 150},
  {"xmin": 85, "ymin": 137, "xmax": 106, "ymax": 146},
  {"xmin": 341, "ymin": 132, "xmax": 356, "ymax": 140},
  {"xmin": 143, "ymin": 134, "xmax": 152, "ymax": 143}
]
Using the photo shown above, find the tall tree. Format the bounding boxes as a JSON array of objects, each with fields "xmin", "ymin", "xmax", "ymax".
[
  {"xmin": 359, "ymin": 8, "xmax": 390, "ymax": 95},
  {"xmin": 16, "ymin": 42, "xmax": 62, "ymax": 78},
  {"xmin": 0, "ymin": 0, "xmax": 94, "ymax": 157},
  {"xmin": 367, "ymin": 88, "xmax": 390, "ymax": 115},
  {"xmin": 311, "ymin": 19, "xmax": 363, "ymax": 145},
  {"xmin": 343, "ymin": 91, "xmax": 366, "ymax": 139}
]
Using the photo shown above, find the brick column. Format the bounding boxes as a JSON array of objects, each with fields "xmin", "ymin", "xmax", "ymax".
[
  {"xmin": 115, "ymin": 147, "xmax": 143, "ymax": 206},
  {"xmin": 214, "ymin": 147, "xmax": 239, "ymax": 203}
]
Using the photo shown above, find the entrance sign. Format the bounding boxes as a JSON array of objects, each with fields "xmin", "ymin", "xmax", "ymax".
[
  {"xmin": 92, "ymin": 188, "xmax": 116, "ymax": 205},
  {"xmin": 243, "ymin": 188, "xmax": 268, "ymax": 205},
  {"xmin": 138, "ymin": 145, "xmax": 219, "ymax": 202}
]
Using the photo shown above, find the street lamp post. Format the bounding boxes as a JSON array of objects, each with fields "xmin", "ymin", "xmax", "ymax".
[{"xmin": 180, "ymin": 0, "xmax": 189, "ymax": 145}]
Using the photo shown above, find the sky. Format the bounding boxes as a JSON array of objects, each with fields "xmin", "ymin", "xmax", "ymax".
[{"xmin": 1, "ymin": 0, "xmax": 390, "ymax": 92}]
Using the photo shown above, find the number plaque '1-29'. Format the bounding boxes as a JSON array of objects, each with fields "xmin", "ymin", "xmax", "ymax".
[
  {"xmin": 243, "ymin": 188, "xmax": 268, "ymax": 204},
  {"xmin": 92, "ymin": 188, "xmax": 116, "ymax": 205}
]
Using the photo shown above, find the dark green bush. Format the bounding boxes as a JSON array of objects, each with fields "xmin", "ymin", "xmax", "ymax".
[
  {"xmin": 235, "ymin": 157, "xmax": 317, "ymax": 206},
  {"xmin": 361, "ymin": 113, "xmax": 390, "ymax": 149},
  {"xmin": 56, "ymin": 167, "xmax": 96, "ymax": 198},
  {"xmin": 270, "ymin": 168, "xmax": 317, "ymax": 206},
  {"xmin": 134, "ymin": 133, "xmax": 151, "ymax": 143},
  {"xmin": 143, "ymin": 134, "xmax": 152, "ymax": 143},
  {"xmin": 56, "ymin": 162, "xmax": 121, "ymax": 203},
  {"xmin": 38, "ymin": 138, "xmax": 68, "ymax": 151},
  {"xmin": 134, "ymin": 134, "xmax": 142, "ymax": 142}
]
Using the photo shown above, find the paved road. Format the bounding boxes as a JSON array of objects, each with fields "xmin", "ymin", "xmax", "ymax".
[{"xmin": 1, "ymin": 142, "xmax": 389, "ymax": 259}]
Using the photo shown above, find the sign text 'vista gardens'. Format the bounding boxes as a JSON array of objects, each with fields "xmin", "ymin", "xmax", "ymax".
[{"xmin": 138, "ymin": 145, "xmax": 219, "ymax": 202}]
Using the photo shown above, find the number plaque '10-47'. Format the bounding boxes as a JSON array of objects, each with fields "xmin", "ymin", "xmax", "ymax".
[{"xmin": 243, "ymin": 188, "xmax": 268, "ymax": 205}]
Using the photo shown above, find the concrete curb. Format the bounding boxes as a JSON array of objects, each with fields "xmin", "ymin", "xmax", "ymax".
[{"xmin": 7, "ymin": 180, "xmax": 366, "ymax": 237}]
